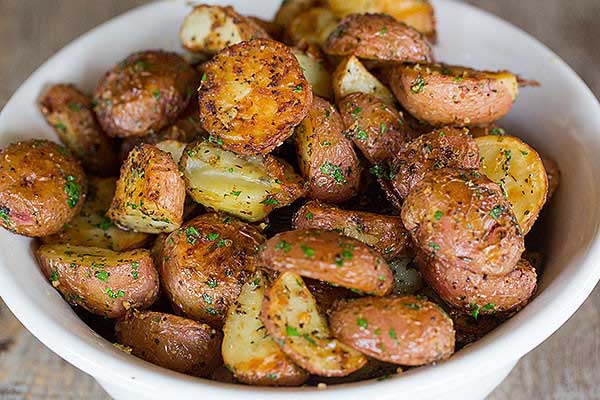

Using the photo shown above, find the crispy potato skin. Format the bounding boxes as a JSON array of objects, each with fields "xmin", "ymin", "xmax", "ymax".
[
  {"xmin": 160, "ymin": 213, "xmax": 265, "ymax": 327},
  {"xmin": 293, "ymin": 200, "xmax": 410, "ymax": 260},
  {"xmin": 36, "ymin": 245, "xmax": 159, "ymax": 318},
  {"xmin": 198, "ymin": 39, "xmax": 312, "ymax": 155},
  {"xmin": 389, "ymin": 64, "xmax": 518, "ymax": 126},
  {"xmin": 94, "ymin": 51, "xmax": 197, "ymax": 138},
  {"xmin": 295, "ymin": 96, "xmax": 361, "ymax": 203},
  {"xmin": 542, "ymin": 156, "xmax": 560, "ymax": 200},
  {"xmin": 115, "ymin": 311, "xmax": 222, "ymax": 376},
  {"xmin": 324, "ymin": 13, "xmax": 432, "ymax": 63},
  {"xmin": 338, "ymin": 92, "xmax": 411, "ymax": 164},
  {"xmin": 418, "ymin": 254, "xmax": 537, "ymax": 313},
  {"xmin": 258, "ymin": 229, "xmax": 393, "ymax": 295},
  {"xmin": 108, "ymin": 144, "xmax": 185, "ymax": 233},
  {"xmin": 329, "ymin": 296, "xmax": 455, "ymax": 365},
  {"xmin": 388, "ymin": 127, "xmax": 480, "ymax": 199},
  {"xmin": 0, "ymin": 140, "xmax": 86, "ymax": 237},
  {"xmin": 401, "ymin": 169, "xmax": 525, "ymax": 276},
  {"xmin": 39, "ymin": 84, "xmax": 118, "ymax": 175}
]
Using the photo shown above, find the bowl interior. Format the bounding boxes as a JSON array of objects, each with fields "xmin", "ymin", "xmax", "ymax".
[{"xmin": 1, "ymin": 0, "xmax": 599, "ymax": 398}]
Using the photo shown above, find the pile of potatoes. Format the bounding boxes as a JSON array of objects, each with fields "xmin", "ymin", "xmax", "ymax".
[{"xmin": 0, "ymin": 0, "xmax": 560, "ymax": 386}]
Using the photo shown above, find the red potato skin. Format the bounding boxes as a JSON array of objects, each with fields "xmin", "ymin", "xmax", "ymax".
[
  {"xmin": 329, "ymin": 296, "xmax": 455, "ymax": 365},
  {"xmin": 401, "ymin": 169, "xmax": 525, "ymax": 276},
  {"xmin": 115, "ymin": 311, "xmax": 223, "ymax": 377},
  {"xmin": 258, "ymin": 229, "xmax": 393, "ymax": 296}
]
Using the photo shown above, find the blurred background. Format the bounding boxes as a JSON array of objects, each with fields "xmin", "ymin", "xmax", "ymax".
[{"xmin": 0, "ymin": 1, "xmax": 599, "ymax": 399}]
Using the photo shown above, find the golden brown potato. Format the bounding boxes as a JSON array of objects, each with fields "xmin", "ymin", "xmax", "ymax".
[
  {"xmin": 39, "ymin": 84, "xmax": 117, "ymax": 176},
  {"xmin": 324, "ymin": 13, "xmax": 432, "ymax": 63},
  {"xmin": 293, "ymin": 200, "xmax": 410, "ymax": 260},
  {"xmin": 0, "ymin": 140, "xmax": 86, "ymax": 237},
  {"xmin": 160, "ymin": 213, "xmax": 265, "ymax": 327},
  {"xmin": 258, "ymin": 229, "xmax": 393, "ymax": 295},
  {"xmin": 222, "ymin": 271, "xmax": 309, "ymax": 386},
  {"xmin": 261, "ymin": 272, "xmax": 367, "ymax": 376},
  {"xmin": 292, "ymin": 46, "xmax": 334, "ymax": 100},
  {"xmin": 468, "ymin": 124, "xmax": 505, "ymax": 138},
  {"xmin": 401, "ymin": 169, "xmax": 525, "ymax": 276},
  {"xmin": 108, "ymin": 144, "xmax": 185, "ymax": 233},
  {"xmin": 329, "ymin": 296, "xmax": 455, "ymax": 365},
  {"xmin": 387, "ymin": 127, "xmax": 480, "ymax": 199},
  {"xmin": 338, "ymin": 92, "xmax": 411, "ymax": 163},
  {"xmin": 274, "ymin": 0, "xmax": 324, "ymax": 27},
  {"xmin": 198, "ymin": 39, "xmax": 312, "ymax": 155},
  {"xmin": 41, "ymin": 177, "xmax": 151, "ymax": 251},
  {"xmin": 180, "ymin": 5, "xmax": 270, "ymax": 54},
  {"xmin": 180, "ymin": 141, "xmax": 305, "ymax": 222},
  {"xmin": 248, "ymin": 17, "xmax": 283, "ymax": 40},
  {"xmin": 115, "ymin": 310, "xmax": 222, "ymax": 377},
  {"xmin": 542, "ymin": 156, "xmax": 560, "ymax": 200},
  {"xmin": 36, "ymin": 244, "xmax": 159, "ymax": 318},
  {"xmin": 286, "ymin": 7, "xmax": 340, "ymax": 47},
  {"xmin": 332, "ymin": 56, "xmax": 396, "ymax": 105},
  {"xmin": 476, "ymin": 135, "xmax": 548, "ymax": 234},
  {"xmin": 94, "ymin": 50, "xmax": 197, "ymax": 138},
  {"xmin": 389, "ymin": 64, "xmax": 519, "ymax": 127},
  {"xmin": 295, "ymin": 96, "xmax": 361, "ymax": 203}
]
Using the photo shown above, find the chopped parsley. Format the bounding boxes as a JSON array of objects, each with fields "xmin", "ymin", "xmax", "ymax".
[
  {"xmin": 305, "ymin": 212, "xmax": 313, "ymax": 220},
  {"xmin": 152, "ymin": 90, "xmax": 161, "ymax": 101},
  {"xmin": 275, "ymin": 240, "xmax": 292, "ymax": 253},
  {"xmin": 106, "ymin": 287, "xmax": 125, "ymax": 299},
  {"xmin": 320, "ymin": 162, "xmax": 347, "ymax": 184},
  {"xmin": 230, "ymin": 190, "xmax": 241, "ymax": 197},
  {"xmin": 208, "ymin": 135, "xmax": 223, "ymax": 146},
  {"xmin": 55, "ymin": 121, "xmax": 67, "ymax": 132},
  {"xmin": 489, "ymin": 205, "xmax": 506, "ymax": 220},
  {"xmin": 380, "ymin": 122, "xmax": 387, "ymax": 134},
  {"xmin": 300, "ymin": 244, "xmax": 314, "ymax": 258},
  {"xmin": 202, "ymin": 293, "xmax": 213, "ymax": 304},
  {"xmin": 201, "ymin": 72, "xmax": 207, "ymax": 82},
  {"xmin": 260, "ymin": 197, "xmax": 279, "ymax": 205},
  {"xmin": 357, "ymin": 317, "xmax": 368, "ymax": 329},
  {"xmin": 434, "ymin": 211, "xmax": 443, "ymax": 221},
  {"xmin": 286, "ymin": 325, "xmax": 300, "ymax": 336},
  {"xmin": 292, "ymin": 84, "xmax": 303, "ymax": 93},
  {"xmin": 97, "ymin": 216, "xmax": 113, "ymax": 230},
  {"xmin": 206, "ymin": 278, "xmax": 219, "ymax": 288},
  {"xmin": 429, "ymin": 241, "xmax": 440, "ymax": 251},
  {"xmin": 410, "ymin": 74, "xmax": 425, "ymax": 93},
  {"xmin": 134, "ymin": 60, "xmax": 149, "ymax": 71},
  {"xmin": 380, "ymin": 26, "xmax": 388, "ymax": 35},
  {"xmin": 369, "ymin": 164, "xmax": 385, "ymax": 179},
  {"xmin": 185, "ymin": 226, "xmax": 200, "ymax": 244},
  {"xmin": 49, "ymin": 270, "xmax": 59, "ymax": 282},
  {"xmin": 64, "ymin": 175, "xmax": 81, "ymax": 208},
  {"xmin": 490, "ymin": 127, "xmax": 506, "ymax": 136},
  {"xmin": 206, "ymin": 232, "xmax": 220, "ymax": 241},
  {"xmin": 94, "ymin": 270, "xmax": 109, "ymax": 282},
  {"xmin": 389, "ymin": 327, "xmax": 397, "ymax": 339},
  {"xmin": 68, "ymin": 102, "xmax": 83, "ymax": 111},
  {"xmin": 0, "ymin": 207, "xmax": 10, "ymax": 224},
  {"xmin": 470, "ymin": 303, "xmax": 494, "ymax": 319},
  {"xmin": 356, "ymin": 129, "xmax": 368, "ymax": 141}
]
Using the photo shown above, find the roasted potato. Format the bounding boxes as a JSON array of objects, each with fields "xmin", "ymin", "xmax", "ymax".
[
  {"xmin": 248, "ymin": 16, "xmax": 283, "ymax": 41},
  {"xmin": 468, "ymin": 124, "xmax": 505, "ymax": 138},
  {"xmin": 338, "ymin": 92, "xmax": 411, "ymax": 163},
  {"xmin": 389, "ymin": 64, "xmax": 519, "ymax": 127},
  {"xmin": 387, "ymin": 127, "xmax": 480, "ymax": 199},
  {"xmin": 542, "ymin": 156, "xmax": 560, "ymax": 200},
  {"xmin": 108, "ymin": 144, "xmax": 185, "ymax": 233},
  {"xmin": 324, "ymin": 13, "xmax": 432, "ymax": 63},
  {"xmin": 39, "ymin": 84, "xmax": 118, "ymax": 175},
  {"xmin": 293, "ymin": 200, "xmax": 410, "ymax": 260},
  {"xmin": 180, "ymin": 141, "xmax": 305, "ymax": 222},
  {"xmin": 329, "ymin": 296, "xmax": 455, "ymax": 365},
  {"xmin": 401, "ymin": 169, "xmax": 525, "ymax": 276},
  {"xmin": 294, "ymin": 96, "xmax": 361, "ymax": 203},
  {"xmin": 258, "ymin": 229, "xmax": 393, "ymax": 295},
  {"xmin": 160, "ymin": 213, "xmax": 265, "ymax": 327},
  {"xmin": 261, "ymin": 272, "xmax": 367, "ymax": 376},
  {"xmin": 286, "ymin": 7, "xmax": 340, "ymax": 46},
  {"xmin": 94, "ymin": 51, "xmax": 197, "ymax": 138},
  {"xmin": 41, "ymin": 177, "xmax": 151, "ymax": 251},
  {"xmin": 115, "ymin": 311, "xmax": 222, "ymax": 377},
  {"xmin": 36, "ymin": 244, "xmax": 159, "ymax": 318},
  {"xmin": 476, "ymin": 135, "xmax": 548, "ymax": 234},
  {"xmin": 332, "ymin": 56, "xmax": 395, "ymax": 105},
  {"xmin": 388, "ymin": 255, "xmax": 423, "ymax": 295},
  {"xmin": 198, "ymin": 39, "xmax": 312, "ymax": 155},
  {"xmin": 304, "ymin": 278, "xmax": 359, "ymax": 315},
  {"xmin": 222, "ymin": 271, "xmax": 309, "ymax": 386},
  {"xmin": 180, "ymin": 5, "xmax": 270, "ymax": 55},
  {"xmin": 0, "ymin": 140, "xmax": 86, "ymax": 237},
  {"xmin": 292, "ymin": 46, "xmax": 334, "ymax": 100},
  {"xmin": 274, "ymin": 0, "xmax": 324, "ymax": 27},
  {"xmin": 326, "ymin": 0, "xmax": 436, "ymax": 39},
  {"xmin": 154, "ymin": 140, "xmax": 187, "ymax": 165}
]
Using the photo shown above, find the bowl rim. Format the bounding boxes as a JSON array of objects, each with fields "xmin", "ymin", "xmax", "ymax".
[{"xmin": 1, "ymin": 0, "xmax": 600, "ymax": 397}]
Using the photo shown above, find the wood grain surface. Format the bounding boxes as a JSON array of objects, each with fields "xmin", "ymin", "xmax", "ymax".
[{"xmin": 0, "ymin": 1, "xmax": 599, "ymax": 399}]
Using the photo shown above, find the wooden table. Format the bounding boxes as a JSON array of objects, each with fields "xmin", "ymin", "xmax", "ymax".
[{"xmin": 1, "ymin": 1, "xmax": 599, "ymax": 398}]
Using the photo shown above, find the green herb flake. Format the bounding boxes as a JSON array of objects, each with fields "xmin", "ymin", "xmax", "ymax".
[
  {"xmin": 388, "ymin": 327, "xmax": 397, "ymax": 339},
  {"xmin": 292, "ymin": 84, "xmax": 303, "ymax": 93},
  {"xmin": 305, "ymin": 212, "xmax": 313, "ymax": 220},
  {"xmin": 521, "ymin": 150, "xmax": 529, "ymax": 156},
  {"xmin": 64, "ymin": 175, "xmax": 81, "ymax": 209},
  {"xmin": 206, "ymin": 232, "xmax": 220, "ymax": 241},
  {"xmin": 95, "ymin": 270, "xmax": 109, "ymax": 282},
  {"xmin": 434, "ymin": 210, "xmax": 443, "ymax": 221},
  {"xmin": 490, "ymin": 127, "xmax": 505, "ymax": 135},
  {"xmin": 152, "ymin": 90, "xmax": 161, "ymax": 101},
  {"xmin": 206, "ymin": 307, "xmax": 217, "ymax": 316},
  {"xmin": 489, "ymin": 205, "xmax": 505, "ymax": 220},
  {"xmin": 260, "ymin": 197, "xmax": 279, "ymax": 205},
  {"xmin": 380, "ymin": 26, "xmax": 388, "ymax": 35},
  {"xmin": 55, "ymin": 121, "xmax": 67, "ymax": 132},
  {"xmin": 320, "ymin": 162, "xmax": 347, "ymax": 184},
  {"xmin": 380, "ymin": 122, "xmax": 387, "ymax": 134},
  {"xmin": 216, "ymin": 239, "xmax": 227, "ymax": 248},
  {"xmin": 106, "ymin": 287, "xmax": 125, "ymax": 299},
  {"xmin": 357, "ymin": 317, "xmax": 368, "ymax": 329},
  {"xmin": 410, "ymin": 74, "xmax": 426, "ymax": 94},
  {"xmin": 429, "ymin": 241, "xmax": 440, "ymax": 251},
  {"xmin": 303, "ymin": 333, "xmax": 317, "ymax": 346},
  {"xmin": 201, "ymin": 72, "xmax": 207, "ymax": 82},
  {"xmin": 186, "ymin": 149, "xmax": 196, "ymax": 157},
  {"xmin": 351, "ymin": 106, "xmax": 363, "ymax": 118},
  {"xmin": 185, "ymin": 226, "xmax": 200, "ymax": 244},
  {"xmin": 275, "ymin": 240, "xmax": 292, "ymax": 253},
  {"xmin": 230, "ymin": 190, "xmax": 241, "ymax": 197},
  {"xmin": 301, "ymin": 244, "xmax": 314, "ymax": 258},
  {"xmin": 206, "ymin": 278, "xmax": 219, "ymax": 288},
  {"xmin": 208, "ymin": 135, "xmax": 223, "ymax": 146},
  {"xmin": 68, "ymin": 102, "xmax": 83, "ymax": 111},
  {"xmin": 97, "ymin": 216, "xmax": 113, "ymax": 231},
  {"xmin": 286, "ymin": 325, "xmax": 300, "ymax": 336},
  {"xmin": 356, "ymin": 129, "xmax": 368, "ymax": 141},
  {"xmin": 0, "ymin": 207, "xmax": 10, "ymax": 224},
  {"xmin": 202, "ymin": 293, "xmax": 213, "ymax": 304},
  {"xmin": 369, "ymin": 164, "xmax": 384, "ymax": 179},
  {"xmin": 134, "ymin": 60, "xmax": 149, "ymax": 71},
  {"xmin": 49, "ymin": 270, "xmax": 59, "ymax": 282}
]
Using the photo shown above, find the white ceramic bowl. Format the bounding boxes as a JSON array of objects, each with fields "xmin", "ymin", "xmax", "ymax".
[{"xmin": 1, "ymin": 1, "xmax": 599, "ymax": 399}]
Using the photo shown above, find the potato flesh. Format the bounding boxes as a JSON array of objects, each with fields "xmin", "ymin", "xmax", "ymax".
[
  {"xmin": 293, "ymin": 50, "xmax": 333, "ymax": 100},
  {"xmin": 333, "ymin": 56, "xmax": 395, "ymax": 105},
  {"xmin": 155, "ymin": 140, "xmax": 187, "ymax": 165},
  {"xmin": 287, "ymin": 7, "xmax": 340, "ymax": 46}
]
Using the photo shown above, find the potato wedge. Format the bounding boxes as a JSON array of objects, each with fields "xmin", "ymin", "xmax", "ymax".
[
  {"xmin": 160, "ymin": 213, "xmax": 265, "ymax": 327},
  {"xmin": 108, "ymin": 144, "xmax": 185, "ymax": 233},
  {"xmin": 476, "ymin": 135, "xmax": 548, "ymax": 234},
  {"xmin": 294, "ymin": 96, "xmax": 361, "ymax": 203},
  {"xmin": 39, "ymin": 84, "xmax": 118, "ymax": 176},
  {"xmin": 261, "ymin": 272, "xmax": 367, "ymax": 376},
  {"xmin": 293, "ymin": 200, "xmax": 410, "ymax": 260},
  {"xmin": 115, "ymin": 311, "xmax": 222, "ymax": 377},
  {"xmin": 36, "ymin": 244, "xmax": 159, "ymax": 318},
  {"xmin": 41, "ymin": 177, "xmax": 151, "ymax": 251},
  {"xmin": 180, "ymin": 5, "xmax": 269, "ymax": 54},
  {"xmin": 401, "ymin": 169, "xmax": 525, "ymax": 276},
  {"xmin": 292, "ymin": 47, "xmax": 334, "ymax": 100},
  {"xmin": 286, "ymin": 7, "xmax": 340, "ymax": 46},
  {"xmin": 198, "ymin": 39, "xmax": 312, "ymax": 155},
  {"xmin": 542, "ymin": 156, "xmax": 560, "ymax": 200},
  {"xmin": 324, "ymin": 13, "xmax": 432, "ymax": 63},
  {"xmin": 389, "ymin": 64, "xmax": 519, "ymax": 126},
  {"xmin": 332, "ymin": 56, "xmax": 395, "ymax": 105},
  {"xmin": 274, "ymin": 0, "xmax": 324, "ymax": 27},
  {"xmin": 329, "ymin": 296, "xmax": 455, "ymax": 365},
  {"xmin": 258, "ymin": 229, "xmax": 393, "ymax": 295},
  {"xmin": 222, "ymin": 271, "xmax": 309, "ymax": 386},
  {"xmin": 180, "ymin": 141, "xmax": 305, "ymax": 222}
]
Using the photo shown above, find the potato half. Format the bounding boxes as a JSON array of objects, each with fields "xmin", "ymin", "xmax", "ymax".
[
  {"xmin": 332, "ymin": 56, "xmax": 395, "ymax": 105},
  {"xmin": 286, "ymin": 7, "xmax": 340, "ymax": 46},
  {"xmin": 261, "ymin": 272, "xmax": 367, "ymax": 376}
]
